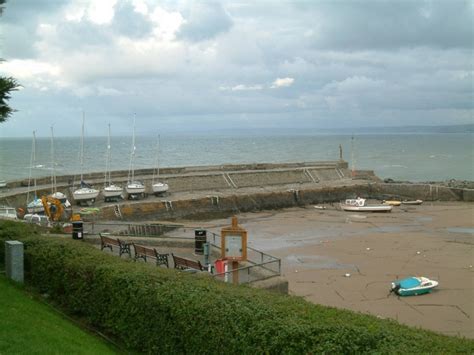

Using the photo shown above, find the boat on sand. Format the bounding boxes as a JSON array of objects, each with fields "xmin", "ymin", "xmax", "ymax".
[
  {"xmin": 391, "ymin": 276, "xmax": 438, "ymax": 296},
  {"xmin": 383, "ymin": 200, "xmax": 401, "ymax": 206},
  {"xmin": 340, "ymin": 197, "xmax": 392, "ymax": 212},
  {"xmin": 402, "ymin": 199, "xmax": 423, "ymax": 205}
]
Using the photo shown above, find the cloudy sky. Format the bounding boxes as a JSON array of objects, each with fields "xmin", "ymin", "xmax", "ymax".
[{"xmin": 0, "ymin": 0, "xmax": 472, "ymax": 137}]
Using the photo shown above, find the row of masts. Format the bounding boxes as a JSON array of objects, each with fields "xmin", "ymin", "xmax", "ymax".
[
  {"xmin": 26, "ymin": 126, "xmax": 70, "ymax": 214},
  {"xmin": 26, "ymin": 113, "xmax": 168, "ymax": 211}
]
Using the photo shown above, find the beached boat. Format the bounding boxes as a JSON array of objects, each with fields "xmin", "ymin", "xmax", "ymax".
[
  {"xmin": 73, "ymin": 113, "xmax": 100, "ymax": 204},
  {"xmin": 383, "ymin": 200, "xmax": 401, "ymax": 206},
  {"xmin": 26, "ymin": 131, "xmax": 45, "ymax": 214},
  {"xmin": 49, "ymin": 126, "xmax": 72, "ymax": 209},
  {"xmin": 0, "ymin": 180, "xmax": 7, "ymax": 188},
  {"xmin": 152, "ymin": 135, "xmax": 169, "ymax": 195},
  {"xmin": 102, "ymin": 124, "xmax": 123, "ymax": 201},
  {"xmin": 402, "ymin": 199, "xmax": 423, "ymax": 205},
  {"xmin": 391, "ymin": 276, "xmax": 438, "ymax": 296},
  {"xmin": 0, "ymin": 205, "xmax": 17, "ymax": 220},
  {"xmin": 340, "ymin": 197, "xmax": 392, "ymax": 212},
  {"xmin": 126, "ymin": 117, "xmax": 145, "ymax": 197}
]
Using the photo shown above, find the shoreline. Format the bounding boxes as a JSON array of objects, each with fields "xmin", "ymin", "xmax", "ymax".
[{"xmin": 200, "ymin": 202, "xmax": 474, "ymax": 338}]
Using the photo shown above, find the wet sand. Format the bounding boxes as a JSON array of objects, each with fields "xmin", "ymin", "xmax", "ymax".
[{"xmin": 200, "ymin": 202, "xmax": 473, "ymax": 338}]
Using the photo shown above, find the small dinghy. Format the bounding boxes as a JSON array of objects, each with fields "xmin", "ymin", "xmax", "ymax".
[
  {"xmin": 391, "ymin": 276, "xmax": 438, "ymax": 296},
  {"xmin": 340, "ymin": 197, "xmax": 392, "ymax": 212},
  {"xmin": 401, "ymin": 199, "xmax": 423, "ymax": 205},
  {"xmin": 383, "ymin": 200, "xmax": 401, "ymax": 206}
]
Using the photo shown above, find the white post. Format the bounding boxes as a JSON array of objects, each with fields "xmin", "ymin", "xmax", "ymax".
[{"xmin": 5, "ymin": 241, "xmax": 24, "ymax": 283}]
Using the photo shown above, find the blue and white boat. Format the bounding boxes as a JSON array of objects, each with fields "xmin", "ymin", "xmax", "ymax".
[{"xmin": 391, "ymin": 276, "xmax": 438, "ymax": 296}]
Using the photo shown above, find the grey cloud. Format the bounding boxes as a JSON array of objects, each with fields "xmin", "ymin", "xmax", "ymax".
[
  {"xmin": 111, "ymin": 1, "xmax": 153, "ymax": 39},
  {"xmin": 303, "ymin": 0, "xmax": 473, "ymax": 50},
  {"xmin": 177, "ymin": 1, "xmax": 233, "ymax": 41}
]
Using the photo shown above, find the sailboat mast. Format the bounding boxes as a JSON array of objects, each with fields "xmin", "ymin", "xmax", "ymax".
[
  {"xmin": 156, "ymin": 135, "xmax": 161, "ymax": 180},
  {"xmin": 32, "ymin": 131, "xmax": 37, "ymax": 196},
  {"xmin": 50, "ymin": 126, "xmax": 57, "ymax": 193},
  {"xmin": 27, "ymin": 131, "xmax": 35, "ymax": 203},
  {"xmin": 105, "ymin": 123, "xmax": 111, "ymax": 187},
  {"xmin": 351, "ymin": 134, "xmax": 355, "ymax": 178},
  {"xmin": 128, "ymin": 115, "xmax": 136, "ymax": 184},
  {"xmin": 80, "ymin": 112, "xmax": 85, "ymax": 182}
]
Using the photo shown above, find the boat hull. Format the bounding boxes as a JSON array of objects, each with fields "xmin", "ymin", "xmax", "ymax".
[
  {"xmin": 402, "ymin": 200, "xmax": 423, "ymax": 205},
  {"xmin": 126, "ymin": 182, "xmax": 145, "ymax": 195},
  {"xmin": 391, "ymin": 277, "xmax": 438, "ymax": 296},
  {"xmin": 27, "ymin": 199, "xmax": 45, "ymax": 214},
  {"xmin": 73, "ymin": 188, "xmax": 100, "ymax": 202},
  {"xmin": 383, "ymin": 200, "xmax": 401, "ymax": 206},
  {"xmin": 152, "ymin": 182, "xmax": 169, "ymax": 194},
  {"xmin": 51, "ymin": 192, "xmax": 72, "ymax": 208},
  {"xmin": 103, "ymin": 185, "xmax": 123, "ymax": 198},
  {"xmin": 340, "ymin": 204, "xmax": 392, "ymax": 212}
]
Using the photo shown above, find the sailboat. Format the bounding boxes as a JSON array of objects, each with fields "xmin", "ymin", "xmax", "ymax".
[
  {"xmin": 26, "ymin": 131, "xmax": 45, "ymax": 214},
  {"xmin": 126, "ymin": 116, "xmax": 145, "ymax": 198},
  {"xmin": 152, "ymin": 135, "xmax": 169, "ymax": 195},
  {"xmin": 49, "ymin": 126, "xmax": 71, "ymax": 208},
  {"xmin": 73, "ymin": 112, "xmax": 100, "ymax": 204},
  {"xmin": 102, "ymin": 124, "xmax": 123, "ymax": 201}
]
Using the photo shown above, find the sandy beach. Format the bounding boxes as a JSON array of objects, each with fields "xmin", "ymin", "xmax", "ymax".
[{"xmin": 201, "ymin": 202, "xmax": 473, "ymax": 338}]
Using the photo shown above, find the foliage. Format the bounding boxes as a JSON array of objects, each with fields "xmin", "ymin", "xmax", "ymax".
[
  {"xmin": 0, "ymin": 76, "xmax": 20, "ymax": 123},
  {"xmin": 0, "ymin": 220, "xmax": 40, "ymax": 264},
  {"xmin": 0, "ymin": 1, "xmax": 21, "ymax": 123},
  {"xmin": 1, "ymin": 220, "xmax": 473, "ymax": 353},
  {"xmin": 0, "ymin": 275, "xmax": 116, "ymax": 354}
]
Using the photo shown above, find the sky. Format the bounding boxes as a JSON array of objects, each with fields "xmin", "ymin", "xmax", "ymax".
[{"xmin": 0, "ymin": 0, "xmax": 472, "ymax": 137}]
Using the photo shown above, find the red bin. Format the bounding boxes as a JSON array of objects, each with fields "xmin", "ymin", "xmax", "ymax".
[{"xmin": 214, "ymin": 259, "xmax": 227, "ymax": 274}]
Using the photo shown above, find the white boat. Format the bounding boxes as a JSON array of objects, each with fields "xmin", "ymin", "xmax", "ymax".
[
  {"xmin": 0, "ymin": 205, "xmax": 17, "ymax": 220},
  {"xmin": 0, "ymin": 180, "xmax": 6, "ymax": 188},
  {"xmin": 126, "ymin": 117, "xmax": 145, "ymax": 197},
  {"xmin": 340, "ymin": 197, "xmax": 392, "ymax": 212},
  {"xmin": 73, "ymin": 112, "xmax": 99, "ymax": 204},
  {"xmin": 391, "ymin": 276, "xmax": 438, "ymax": 296},
  {"xmin": 49, "ymin": 126, "xmax": 72, "ymax": 209},
  {"xmin": 52, "ymin": 191, "xmax": 71, "ymax": 209},
  {"xmin": 152, "ymin": 135, "xmax": 169, "ymax": 195},
  {"xmin": 26, "ymin": 131, "xmax": 45, "ymax": 214},
  {"xmin": 402, "ymin": 199, "xmax": 423, "ymax": 205},
  {"xmin": 102, "ymin": 124, "xmax": 123, "ymax": 201}
]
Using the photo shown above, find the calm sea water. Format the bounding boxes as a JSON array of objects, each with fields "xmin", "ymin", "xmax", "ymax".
[{"xmin": 0, "ymin": 133, "xmax": 472, "ymax": 183}]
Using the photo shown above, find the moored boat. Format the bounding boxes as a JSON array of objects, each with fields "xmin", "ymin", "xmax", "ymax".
[
  {"xmin": 126, "ymin": 116, "xmax": 146, "ymax": 198},
  {"xmin": 391, "ymin": 276, "xmax": 438, "ymax": 296},
  {"xmin": 50, "ymin": 126, "xmax": 72, "ymax": 209},
  {"xmin": 383, "ymin": 200, "xmax": 401, "ymax": 206},
  {"xmin": 402, "ymin": 199, "xmax": 423, "ymax": 205},
  {"xmin": 151, "ymin": 135, "xmax": 169, "ymax": 196},
  {"xmin": 340, "ymin": 197, "xmax": 392, "ymax": 212},
  {"xmin": 26, "ymin": 131, "xmax": 45, "ymax": 214},
  {"xmin": 102, "ymin": 124, "xmax": 123, "ymax": 201},
  {"xmin": 73, "ymin": 113, "xmax": 99, "ymax": 204}
]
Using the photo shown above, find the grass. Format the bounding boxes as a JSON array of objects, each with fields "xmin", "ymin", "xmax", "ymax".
[{"xmin": 0, "ymin": 275, "xmax": 117, "ymax": 354}]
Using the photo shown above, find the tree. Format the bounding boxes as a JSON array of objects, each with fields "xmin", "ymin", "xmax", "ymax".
[{"xmin": 0, "ymin": 0, "xmax": 20, "ymax": 123}]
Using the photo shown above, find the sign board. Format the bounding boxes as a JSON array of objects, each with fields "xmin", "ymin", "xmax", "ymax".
[{"xmin": 221, "ymin": 217, "xmax": 247, "ymax": 261}]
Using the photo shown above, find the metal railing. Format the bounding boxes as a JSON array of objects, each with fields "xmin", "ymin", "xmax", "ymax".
[{"xmin": 207, "ymin": 231, "xmax": 281, "ymax": 284}]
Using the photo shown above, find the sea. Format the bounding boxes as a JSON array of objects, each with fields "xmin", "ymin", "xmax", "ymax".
[{"xmin": 0, "ymin": 133, "xmax": 472, "ymax": 183}]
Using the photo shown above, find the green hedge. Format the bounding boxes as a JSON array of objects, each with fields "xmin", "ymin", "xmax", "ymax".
[{"xmin": 1, "ymin": 221, "xmax": 473, "ymax": 353}]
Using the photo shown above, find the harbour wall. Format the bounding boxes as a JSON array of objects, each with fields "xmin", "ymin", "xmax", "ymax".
[
  {"xmin": 1, "ymin": 161, "xmax": 472, "ymax": 220},
  {"xmin": 99, "ymin": 183, "xmax": 473, "ymax": 222}
]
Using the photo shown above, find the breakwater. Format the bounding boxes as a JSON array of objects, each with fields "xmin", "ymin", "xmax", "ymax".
[{"xmin": 1, "ymin": 160, "xmax": 472, "ymax": 221}]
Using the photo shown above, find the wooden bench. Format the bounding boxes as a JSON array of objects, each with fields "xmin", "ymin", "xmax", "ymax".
[
  {"xmin": 100, "ymin": 234, "xmax": 131, "ymax": 257},
  {"xmin": 172, "ymin": 254, "xmax": 204, "ymax": 272},
  {"xmin": 133, "ymin": 243, "xmax": 169, "ymax": 268}
]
